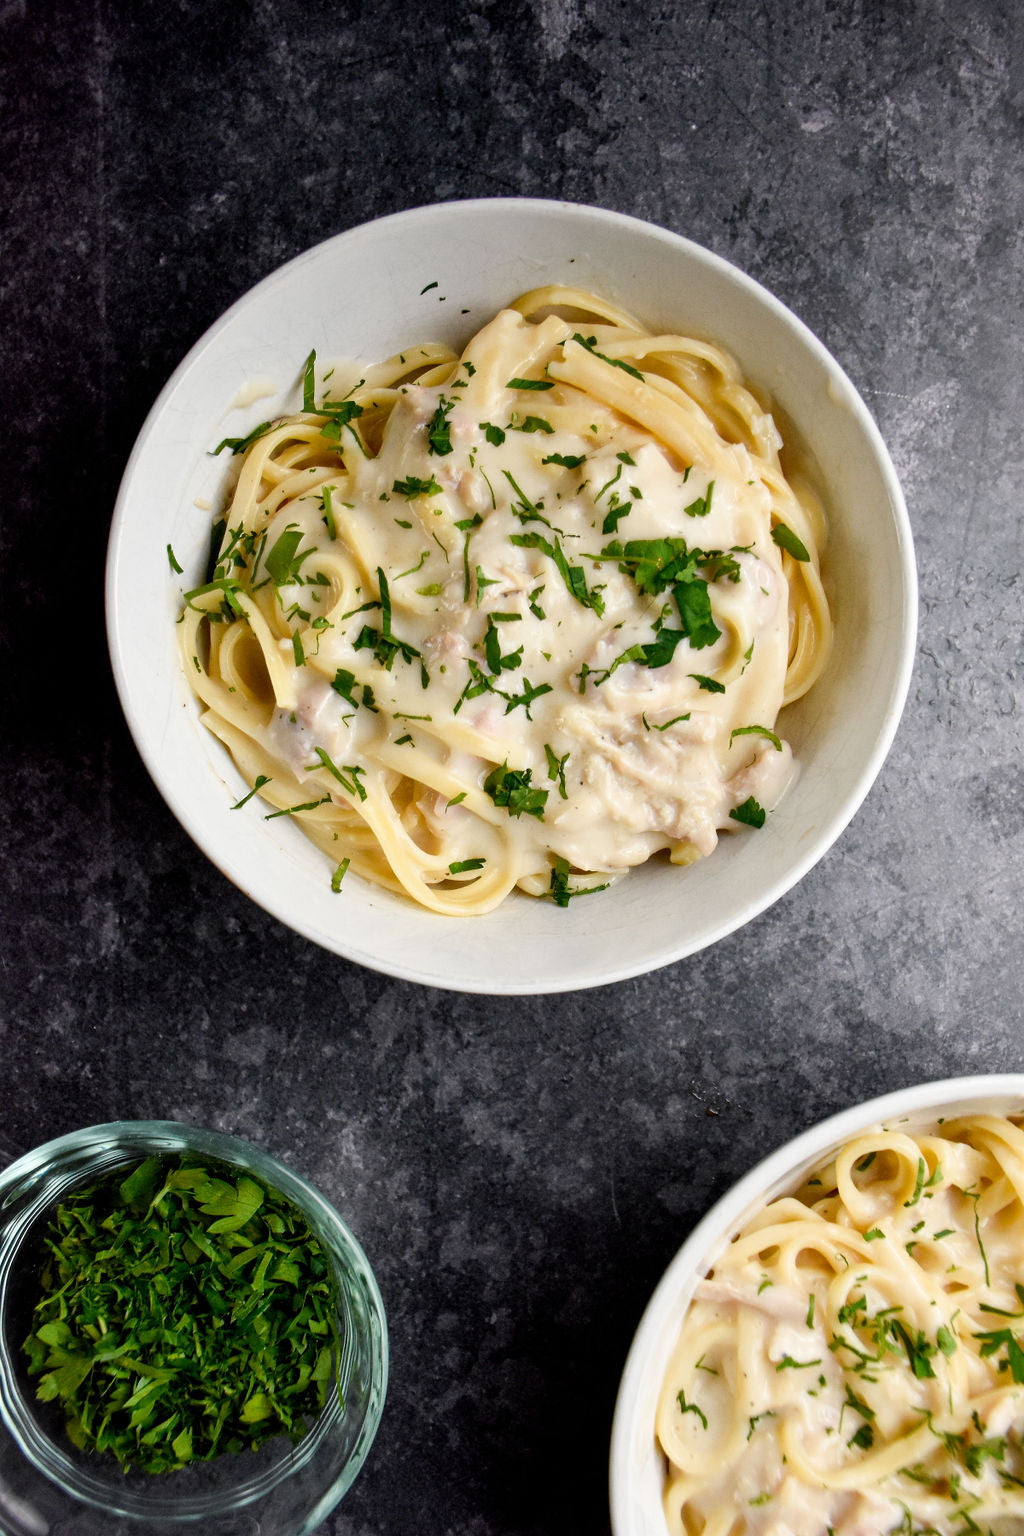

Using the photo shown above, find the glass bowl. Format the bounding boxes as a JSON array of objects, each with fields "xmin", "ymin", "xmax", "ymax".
[{"xmin": 0, "ymin": 1121, "xmax": 387, "ymax": 1535}]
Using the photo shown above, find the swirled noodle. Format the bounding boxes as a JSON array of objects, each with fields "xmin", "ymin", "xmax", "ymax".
[
  {"xmin": 178, "ymin": 288, "xmax": 831, "ymax": 914},
  {"xmin": 657, "ymin": 1113, "xmax": 1024, "ymax": 1535}
]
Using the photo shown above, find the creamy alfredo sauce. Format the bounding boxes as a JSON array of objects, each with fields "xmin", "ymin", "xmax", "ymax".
[
  {"xmin": 658, "ymin": 1117, "xmax": 1024, "ymax": 1536},
  {"xmin": 265, "ymin": 309, "xmax": 794, "ymax": 888}
]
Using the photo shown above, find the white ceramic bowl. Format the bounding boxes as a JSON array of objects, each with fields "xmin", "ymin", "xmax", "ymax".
[
  {"xmin": 609, "ymin": 1074, "xmax": 1024, "ymax": 1535},
  {"xmin": 106, "ymin": 198, "xmax": 916, "ymax": 993}
]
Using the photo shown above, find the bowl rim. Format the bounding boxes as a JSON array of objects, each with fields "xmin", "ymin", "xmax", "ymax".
[
  {"xmin": 608, "ymin": 1072, "xmax": 1024, "ymax": 1536},
  {"xmin": 0, "ymin": 1120, "xmax": 388, "ymax": 1528},
  {"xmin": 105, "ymin": 196, "xmax": 918, "ymax": 993}
]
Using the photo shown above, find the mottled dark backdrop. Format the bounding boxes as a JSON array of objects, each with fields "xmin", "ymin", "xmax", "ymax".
[{"xmin": 1, "ymin": 2, "xmax": 1021, "ymax": 1532}]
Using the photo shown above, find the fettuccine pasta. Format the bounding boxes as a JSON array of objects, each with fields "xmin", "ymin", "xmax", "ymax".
[
  {"xmin": 178, "ymin": 287, "xmax": 830, "ymax": 914},
  {"xmin": 658, "ymin": 1113, "xmax": 1024, "ymax": 1534}
]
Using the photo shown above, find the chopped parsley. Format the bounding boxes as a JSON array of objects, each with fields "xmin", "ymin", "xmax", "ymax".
[
  {"xmin": 427, "ymin": 396, "xmax": 455, "ymax": 456},
  {"xmin": 730, "ymin": 796, "xmax": 766, "ymax": 828},
  {"xmin": 308, "ymin": 748, "xmax": 367, "ymax": 802},
  {"xmin": 675, "ymin": 1389, "xmax": 708, "ymax": 1430},
  {"xmin": 730, "ymin": 724, "xmax": 783, "ymax": 751},
  {"xmin": 264, "ymin": 525, "xmax": 312, "ymax": 586},
  {"xmin": 213, "ymin": 420, "xmax": 274, "ymax": 456},
  {"xmin": 21, "ymin": 1155, "xmax": 341, "ymax": 1472},
  {"xmin": 772, "ymin": 521, "xmax": 811, "ymax": 561},
  {"xmin": 510, "ymin": 530, "xmax": 605, "ymax": 616},
  {"xmin": 684, "ymin": 481, "xmax": 715, "ymax": 518},
  {"xmin": 482, "ymin": 763, "xmax": 547, "ymax": 820},
  {"xmin": 231, "ymin": 775, "xmax": 271, "ymax": 809},
  {"xmin": 569, "ymin": 332, "xmax": 645, "ymax": 380},
  {"xmin": 544, "ymin": 745, "xmax": 569, "ymax": 799},
  {"xmin": 393, "ymin": 475, "xmax": 443, "ymax": 498}
]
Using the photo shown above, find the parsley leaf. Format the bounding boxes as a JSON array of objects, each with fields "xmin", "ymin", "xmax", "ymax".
[
  {"xmin": 772, "ymin": 522, "xmax": 811, "ymax": 561},
  {"xmin": 730, "ymin": 796, "xmax": 766, "ymax": 828},
  {"xmin": 427, "ymin": 396, "xmax": 455, "ymax": 455},
  {"xmin": 547, "ymin": 855, "xmax": 609, "ymax": 907},
  {"xmin": 483, "ymin": 763, "xmax": 547, "ymax": 820},
  {"xmin": 569, "ymin": 332, "xmax": 645, "ymax": 380},
  {"xmin": 393, "ymin": 475, "xmax": 443, "ymax": 498},
  {"xmin": 730, "ymin": 724, "xmax": 783, "ymax": 751}
]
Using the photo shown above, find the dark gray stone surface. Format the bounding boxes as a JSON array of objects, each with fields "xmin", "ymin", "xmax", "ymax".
[{"xmin": 1, "ymin": 1, "xmax": 1021, "ymax": 1531}]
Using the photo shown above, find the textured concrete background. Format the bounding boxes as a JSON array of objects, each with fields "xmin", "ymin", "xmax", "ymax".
[{"xmin": 1, "ymin": 1, "xmax": 1021, "ymax": 1532}]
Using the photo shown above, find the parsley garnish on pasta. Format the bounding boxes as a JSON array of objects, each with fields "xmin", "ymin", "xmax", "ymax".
[{"xmin": 177, "ymin": 286, "xmax": 830, "ymax": 913}]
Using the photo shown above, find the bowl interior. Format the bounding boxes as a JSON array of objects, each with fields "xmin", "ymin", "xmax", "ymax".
[
  {"xmin": 106, "ymin": 198, "xmax": 916, "ymax": 993},
  {"xmin": 608, "ymin": 1075, "xmax": 1024, "ymax": 1536}
]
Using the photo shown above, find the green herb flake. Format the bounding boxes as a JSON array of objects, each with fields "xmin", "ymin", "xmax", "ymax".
[
  {"xmin": 213, "ymin": 420, "xmax": 274, "ymax": 456},
  {"xmin": 449, "ymin": 858, "xmax": 485, "ymax": 874},
  {"xmin": 570, "ymin": 332, "xmax": 645, "ymax": 380},
  {"xmin": 731, "ymin": 724, "xmax": 783, "ymax": 751},
  {"xmin": 772, "ymin": 522, "xmax": 811, "ymax": 562},
  {"xmin": 936, "ymin": 1325, "xmax": 957, "ymax": 1357},
  {"xmin": 684, "ymin": 480, "xmax": 715, "ymax": 518},
  {"xmin": 264, "ymin": 526, "xmax": 310, "ymax": 586},
  {"xmin": 601, "ymin": 497, "xmax": 632, "ymax": 535},
  {"xmin": 230, "ymin": 775, "xmax": 271, "ymax": 810},
  {"xmin": 642, "ymin": 712, "xmax": 691, "ymax": 732},
  {"xmin": 264, "ymin": 796, "xmax": 331, "ymax": 820},
  {"xmin": 393, "ymin": 475, "xmax": 442, "ymax": 499},
  {"xmin": 730, "ymin": 796, "xmax": 766, "ymax": 829},
  {"xmin": 675, "ymin": 1389, "xmax": 708, "ymax": 1430},
  {"xmin": 308, "ymin": 748, "xmax": 367, "ymax": 802},
  {"xmin": 544, "ymin": 745, "xmax": 569, "ymax": 799},
  {"xmin": 546, "ymin": 855, "xmax": 609, "ymax": 907},
  {"xmin": 330, "ymin": 858, "xmax": 350, "ymax": 892},
  {"xmin": 506, "ymin": 376, "xmax": 555, "ymax": 391},
  {"xmin": 482, "ymin": 763, "xmax": 547, "ymax": 821},
  {"xmin": 542, "ymin": 452, "xmax": 586, "ymax": 468},
  {"xmin": 904, "ymin": 1158, "xmax": 927, "ymax": 1208},
  {"xmin": 427, "ymin": 396, "xmax": 455, "ymax": 456}
]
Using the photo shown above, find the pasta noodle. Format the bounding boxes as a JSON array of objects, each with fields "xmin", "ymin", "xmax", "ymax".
[
  {"xmin": 179, "ymin": 287, "xmax": 831, "ymax": 915},
  {"xmin": 657, "ymin": 1113, "xmax": 1024, "ymax": 1535}
]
